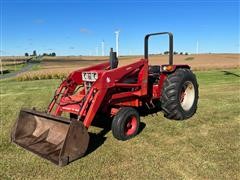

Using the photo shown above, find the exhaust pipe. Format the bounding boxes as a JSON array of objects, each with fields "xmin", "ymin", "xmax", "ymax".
[{"xmin": 11, "ymin": 109, "xmax": 89, "ymax": 166}]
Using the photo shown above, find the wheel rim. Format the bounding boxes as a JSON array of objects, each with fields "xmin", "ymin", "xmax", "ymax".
[
  {"xmin": 124, "ymin": 115, "xmax": 137, "ymax": 136},
  {"xmin": 180, "ymin": 81, "xmax": 195, "ymax": 111}
]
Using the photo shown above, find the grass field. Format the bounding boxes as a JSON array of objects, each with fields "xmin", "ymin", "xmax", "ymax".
[
  {"xmin": 3, "ymin": 63, "xmax": 28, "ymax": 72},
  {"xmin": 0, "ymin": 69, "xmax": 239, "ymax": 179}
]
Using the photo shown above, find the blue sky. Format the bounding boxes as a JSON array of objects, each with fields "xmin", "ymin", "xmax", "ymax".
[{"xmin": 1, "ymin": 0, "xmax": 239, "ymax": 56}]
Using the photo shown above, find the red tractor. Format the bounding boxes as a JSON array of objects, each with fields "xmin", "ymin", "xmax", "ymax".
[{"xmin": 11, "ymin": 32, "xmax": 198, "ymax": 166}]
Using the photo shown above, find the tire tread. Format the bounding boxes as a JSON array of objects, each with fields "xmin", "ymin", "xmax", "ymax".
[{"xmin": 160, "ymin": 68, "xmax": 198, "ymax": 120}]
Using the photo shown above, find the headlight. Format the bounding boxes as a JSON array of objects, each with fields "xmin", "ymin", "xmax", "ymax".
[{"xmin": 82, "ymin": 72, "xmax": 98, "ymax": 82}]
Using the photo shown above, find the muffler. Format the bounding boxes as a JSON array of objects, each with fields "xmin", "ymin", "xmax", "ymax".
[{"xmin": 11, "ymin": 109, "xmax": 89, "ymax": 166}]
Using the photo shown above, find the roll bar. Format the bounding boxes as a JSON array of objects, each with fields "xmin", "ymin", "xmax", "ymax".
[{"xmin": 144, "ymin": 32, "xmax": 173, "ymax": 65}]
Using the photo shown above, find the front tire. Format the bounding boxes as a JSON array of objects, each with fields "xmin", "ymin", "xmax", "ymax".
[
  {"xmin": 161, "ymin": 68, "xmax": 199, "ymax": 120},
  {"xmin": 112, "ymin": 107, "xmax": 140, "ymax": 141}
]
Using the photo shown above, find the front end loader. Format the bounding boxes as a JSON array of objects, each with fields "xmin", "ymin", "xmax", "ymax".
[{"xmin": 11, "ymin": 32, "xmax": 199, "ymax": 166}]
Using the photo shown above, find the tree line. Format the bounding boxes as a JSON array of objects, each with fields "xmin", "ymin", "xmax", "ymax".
[
  {"xmin": 25, "ymin": 50, "xmax": 56, "ymax": 57},
  {"xmin": 163, "ymin": 51, "xmax": 189, "ymax": 55}
]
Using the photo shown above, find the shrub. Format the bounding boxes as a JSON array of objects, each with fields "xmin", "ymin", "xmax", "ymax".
[{"xmin": 16, "ymin": 72, "xmax": 68, "ymax": 81}]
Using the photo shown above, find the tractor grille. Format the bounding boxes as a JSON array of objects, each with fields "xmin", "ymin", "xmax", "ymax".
[
  {"xmin": 82, "ymin": 72, "xmax": 98, "ymax": 93},
  {"xmin": 84, "ymin": 81, "xmax": 93, "ymax": 93}
]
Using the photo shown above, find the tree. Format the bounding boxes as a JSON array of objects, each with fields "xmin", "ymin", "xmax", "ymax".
[
  {"xmin": 164, "ymin": 51, "xmax": 169, "ymax": 55},
  {"xmin": 185, "ymin": 52, "xmax": 189, "ymax": 55},
  {"xmin": 174, "ymin": 51, "xmax": 178, "ymax": 55},
  {"xmin": 33, "ymin": 50, "xmax": 37, "ymax": 56},
  {"xmin": 51, "ymin": 52, "xmax": 56, "ymax": 56},
  {"xmin": 180, "ymin": 52, "xmax": 183, "ymax": 55},
  {"xmin": 25, "ymin": 53, "xmax": 29, "ymax": 56}
]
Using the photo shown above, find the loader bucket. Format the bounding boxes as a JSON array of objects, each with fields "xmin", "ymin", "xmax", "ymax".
[{"xmin": 11, "ymin": 109, "xmax": 89, "ymax": 166}]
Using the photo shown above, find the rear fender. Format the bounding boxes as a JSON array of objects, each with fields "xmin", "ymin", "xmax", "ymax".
[
  {"xmin": 161, "ymin": 64, "xmax": 190, "ymax": 73},
  {"xmin": 157, "ymin": 65, "xmax": 190, "ymax": 98}
]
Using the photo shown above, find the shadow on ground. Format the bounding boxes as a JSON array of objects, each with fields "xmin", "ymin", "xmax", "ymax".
[
  {"xmin": 221, "ymin": 70, "xmax": 240, "ymax": 77},
  {"xmin": 85, "ymin": 115, "xmax": 146, "ymax": 157}
]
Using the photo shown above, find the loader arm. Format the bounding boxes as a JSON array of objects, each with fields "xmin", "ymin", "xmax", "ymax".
[
  {"xmin": 47, "ymin": 61, "xmax": 110, "ymax": 114},
  {"xmin": 81, "ymin": 59, "xmax": 148, "ymax": 128},
  {"xmin": 11, "ymin": 61, "xmax": 111, "ymax": 166},
  {"xmin": 53, "ymin": 59, "xmax": 148, "ymax": 128}
]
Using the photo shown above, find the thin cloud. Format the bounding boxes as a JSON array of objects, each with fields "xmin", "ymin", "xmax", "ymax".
[
  {"xmin": 80, "ymin": 28, "xmax": 90, "ymax": 34},
  {"xmin": 33, "ymin": 19, "xmax": 45, "ymax": 25},
  {"xmin": 69, "ymin": 46, "xmax": 75, "ymax": 49}
]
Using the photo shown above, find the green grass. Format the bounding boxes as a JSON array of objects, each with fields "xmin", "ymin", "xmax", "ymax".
[
  {"xmin": 30, "ymin": 63, "xmax": 41, "ymax": 71},
  {"xmin": 0, "ymin": 69, "xmax": 239, "ymax": 179},
  {"xmin": 3, "ymin": 63, "xmax": 27, "ymax": 72}
]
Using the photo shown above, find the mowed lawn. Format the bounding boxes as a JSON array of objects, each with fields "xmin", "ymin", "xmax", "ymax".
[{"xmin": 0, "ymin": 69, "xmax": 239, "ymax": 179}]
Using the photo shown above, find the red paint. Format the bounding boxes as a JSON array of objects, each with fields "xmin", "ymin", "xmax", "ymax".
[
  {"xmin": 46, "ymin": 58, "xmax": 190, "ymax": 129},
  {"xmin": 124, "ymin": 116, "xmax": 137, "ymax": 136}
]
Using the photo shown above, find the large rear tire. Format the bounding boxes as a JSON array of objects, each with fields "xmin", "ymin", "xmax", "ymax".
[
  {"xmin": 161, "ymin": 68, "xmax": 199, "ymax": 120},
  {"xmin": 112, "ymin": 107, "xmax": 140, "ymax": 141}
]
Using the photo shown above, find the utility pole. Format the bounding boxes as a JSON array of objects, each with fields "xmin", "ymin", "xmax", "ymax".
[{"xmin": 115, "ymin": 30, "xmax": 120, "ymax": 57}]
